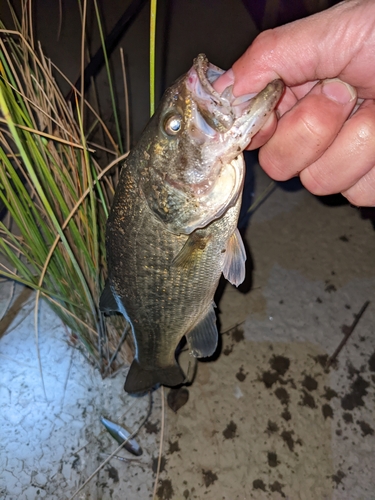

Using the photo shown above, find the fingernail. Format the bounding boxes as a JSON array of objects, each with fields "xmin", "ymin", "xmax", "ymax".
[{"xmin": 321, "ymin": 78, "xmax": 356, "ymax": 104}]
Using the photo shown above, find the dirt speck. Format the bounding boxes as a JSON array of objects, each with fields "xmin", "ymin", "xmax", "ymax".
[
  {"xmin": 343, "ymin": 412, "xmax": 353, "ymax": 424},
  {"xmin": 223, "ymin": 345, "xmax": 233, "ymax": 356},
  {"xmin": 168, "ymin": 440, "xmax": 180, "ymax": 454},
  {"xmin": 183, "ymin": 490, "xmax": 189, "ymax": 499},
  {"xmin": 332, "ymin": 470, "xmax": 346, "ymax": 486},
  {"xmin": 167, "ymin": 387, "xmax": 189, "ymax": 413},
  {"xmin": 202, "ymin": 469, "xmax": 218, "ymax": 487},
  {"xmin": 300, "ymin": 389, "xmax": 316, "ymax": 409},
  {"xmin": 71, "ymin": 455, "xmax": 80, "ymax": 470},
  {"xmin": 281, "ymin": 430, "xmax": 295, "ymax": 451},
  {"xmin": 270, "ymin": 355, "xmax": 290, "ymax": 376},
  {"xmin": 339, "ymin": 235, "xmax": 349, "ymax": 242},
  {"xmin": 266, "ymin": 420, "xmax": 279, "ymax": 435},
  {"xmin": 357, "ymin": 420, "xmax": 374, "ymax": 437},
  {"xmin": 322, "ymin": 404, "xmax": 333, "ymax": 419},
  {"xmin": 325, "ymin": 283, "xmax": 336, "ymax": 293},
  {"xmin": 316, "ymin": 297, "xmax": 322, "ymax": 303},
  {"xmin": 341, "ymin": 323, "xmax": 351, "ymax": 334},
  {"xmin": 253, "ymin": 479, "xmax": 267, "ymax": 491},
  {"xmin": 368, "ymin": 351, "xmax": 375, "ymax": 372},
  {"xmin": 347, "ymin": 362, "xmax": 358, "ymax": 379},
  {"xmin": 223, "ymin": 420, "xmax": 237, "ymax": 439},
  {"xmin": 275, "ymin": 387, "xmax": 289, "ymax": 405},
  {"xmin": 301, "ymin": 375, "xmax": 318, "ymax": 391},
  {"xmin": 107, "ymin": 466, "xmax": 119, "ymax": 483},
  {"xmin": 323, "ymin": 386, "xmax": 338, "ymax": 401},
  {"xmin": 145, "ymin": 421, "xmax": 159, "ymax": 434},
  {"xmin": 236, "ymin": 366, "xmax": 247, "ymax": 382},
  {"xmin": 270, "ymin": 481, "xmax": 286, "ymax": 497},
  {"xmin": 261, "ymin": 371, "xmax": 279, "ymax": 388},
  {"xmin": 152, "ymin": 456, "xmax": 166, "ymax": 473},
  {"xmin": 313, "ymin": 354, "xmax": 329, "ymax": 368},
  {"xmin": 231, "ymin": 326, "xmax": 244, "ymax": 343},
  {"xmin": 156, "ymin": 479, "xmax": 174, "ymax": 500},
  {"xmin": 267, "ymin": 451, "xmax": 279, "ymax": 467},
  {"xmin": 341, "ymin": 374, "xmax": 369, "ymax": 410},
  {"xmin": 281, "ymin": 409, "xmax": 291, "ymax": 421}
]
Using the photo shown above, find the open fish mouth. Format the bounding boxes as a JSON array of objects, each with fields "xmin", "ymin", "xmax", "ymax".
[
  {"xmin": 186, "ymin": 53, "xmax": 255, "ymax": 133},
  {"xmin": 187, "ymin": 53, "xmax": 284, "ymax": 148},
  {"xmin": 169, "ymin": 54, "xmax": 285, "ymax": 232}
]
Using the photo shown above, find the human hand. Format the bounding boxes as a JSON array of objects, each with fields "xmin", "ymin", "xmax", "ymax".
[{"xmin": 214, "ymin": 0, "xmax": 375, "ymax": 206}]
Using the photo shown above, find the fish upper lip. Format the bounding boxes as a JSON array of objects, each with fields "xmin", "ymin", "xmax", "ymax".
[
  {"xmin": 192, "ymin": 54, "xmax": 224, "ymax": 103},
  {"xmin": 186, "ymin": 54, "xmax": 236, "ymax": 132}
]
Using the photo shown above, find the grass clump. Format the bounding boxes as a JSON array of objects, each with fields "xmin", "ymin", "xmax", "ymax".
[{"xmin": 0, "ymin": 2, "xmax": 130, "ymax": 375}]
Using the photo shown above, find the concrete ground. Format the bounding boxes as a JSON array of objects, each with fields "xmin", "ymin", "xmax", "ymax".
[{"xmin": 1, "ymin": 1, "xmax": 375, "ymax": 499}]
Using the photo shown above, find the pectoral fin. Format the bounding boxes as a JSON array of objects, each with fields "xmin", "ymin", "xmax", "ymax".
[
  {"xmin": 186, "ymin": 304, "xmax": 218, "ymax": 358},
  {"xmin": 222, "ymin": 228, "xmax": 246, "ymax": 287},
  {"xmin": 99, "ymin": 280, "xmax": 120, "ymax": 313},
  {"xmin": 172, "ymin": 232, "xmax": 211, "ymax": 269}
]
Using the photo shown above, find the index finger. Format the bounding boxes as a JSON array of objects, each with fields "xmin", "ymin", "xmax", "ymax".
[{"xmin": 232, "ymin": 1, "xmax": 375, "ymax": 98}]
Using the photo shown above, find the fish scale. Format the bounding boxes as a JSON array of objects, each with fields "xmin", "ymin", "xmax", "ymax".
[{"xmin": 100, "ymin": 54, "xmax": 284, "ymax": 394}]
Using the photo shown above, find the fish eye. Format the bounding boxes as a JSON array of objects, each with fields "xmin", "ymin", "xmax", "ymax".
[{"xmin": 164, "ymin": 114, "xmax": 182, "ymax": 135}]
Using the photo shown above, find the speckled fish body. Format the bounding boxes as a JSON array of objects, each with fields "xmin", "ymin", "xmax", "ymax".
[{"xmin": 100, "ymin": 54, "xmax": 284, "ymax": 394}]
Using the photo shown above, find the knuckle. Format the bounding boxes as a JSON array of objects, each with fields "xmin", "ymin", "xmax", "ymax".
[
  {"xmin": 344, "ymin": 169, "xmax": 375, "ymax": 207},
  {"xmin": 300, "ymin": 166, "xmax": 333, "ymax": 196},
  {"xmin": 295, "ymin": 110, "xmax": 333, "ymax": 150},
  {"xmin": 355, "ymin": 115, "xmax": 375, "ymax": 145},
  {"xmin": 254, "ymin": 29, "xmax": 278, "ymax": 49},
  {"xmin": 259, "ymin": 146, "xmax": 290, "ymax": 181}
]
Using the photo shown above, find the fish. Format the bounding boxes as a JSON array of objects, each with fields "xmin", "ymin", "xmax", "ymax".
[
  {"xmin": 100, "ymin": 54, "xmax": 284, "ymax": 394},
  {"xmin": 100, "ymin": 416, "xmax": 143, "ymax": 456}
]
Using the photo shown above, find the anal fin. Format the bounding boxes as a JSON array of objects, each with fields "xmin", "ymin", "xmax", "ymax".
[
  {"xmin": 99, "ymin": 280, "xmax": 120, "ymax": 313},
  {"xmin": 186, "ymin": 304, "xmax": 218, "ymax": 358},
  {"xmin": 222, "ymin": 228, "xmax": 246, "ymax": 286}
]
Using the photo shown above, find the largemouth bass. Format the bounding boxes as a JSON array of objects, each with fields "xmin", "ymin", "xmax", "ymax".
[{"xmin": 100, "ymin": 54, "xmax": 284, "ymax": 394}]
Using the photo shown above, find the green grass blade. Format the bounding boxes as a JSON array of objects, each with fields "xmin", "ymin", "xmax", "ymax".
[{"xmin": 150, "ymin": 0, "xmax": 157, "ymax": 116}]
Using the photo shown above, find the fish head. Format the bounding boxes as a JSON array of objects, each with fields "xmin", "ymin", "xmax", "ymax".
[{"xmin": 140, "ymin": 54, "xmax": 284, "ymax": 234}]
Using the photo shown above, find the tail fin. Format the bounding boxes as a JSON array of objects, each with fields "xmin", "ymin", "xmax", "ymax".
[{"xmin": 124, "ymin": 359, "xmax": 185, "ymax": 394}]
